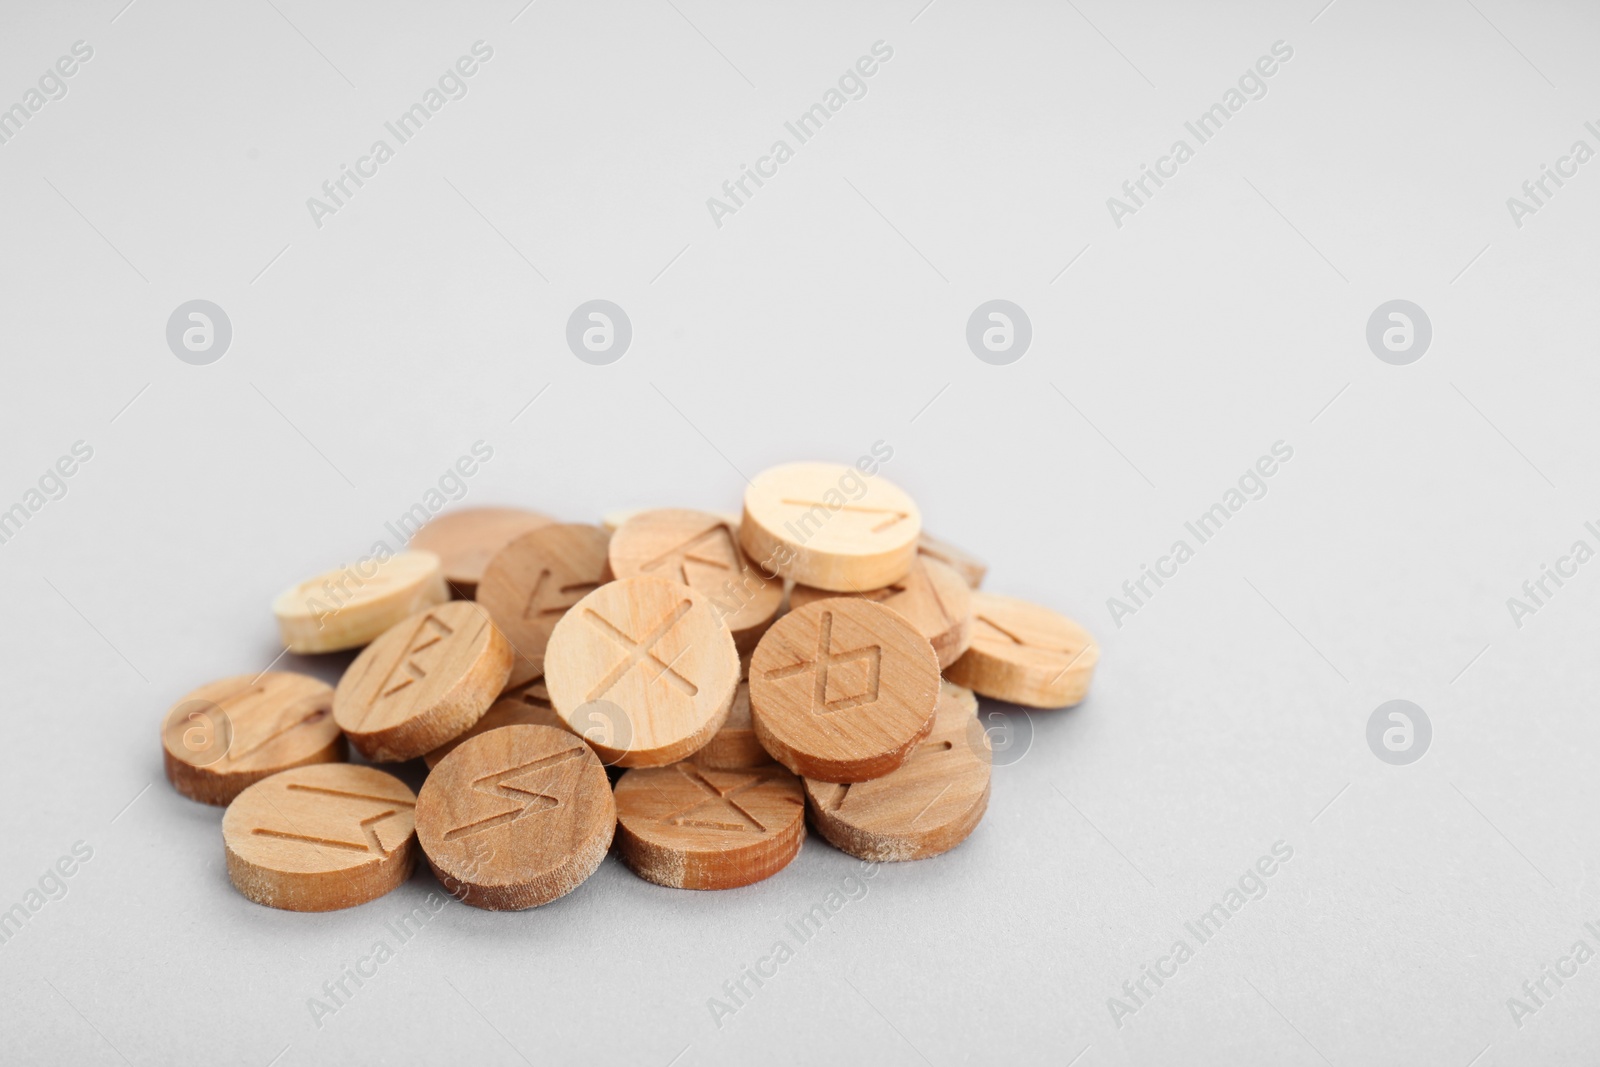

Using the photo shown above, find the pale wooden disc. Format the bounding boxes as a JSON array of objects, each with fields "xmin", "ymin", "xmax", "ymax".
[
  {"xmin": 689, "ymin": 681, "xmax": 773, "ymax": 770},
  {"xmin": 748, "ymin": 597, "xmax": 940, "ymax": 783},
  {"xmin": 476, "ymin": 523, "xmax": 612, "ymax": 687},
  {"xmin": 739, "ymin": 462, "xmax": 921, "ymax": 592},
  {"xmin": 917, "ymin": 530, "xmax": 987, "ymax": 589},
  {"xmin": 614, "ymin": 762, "xmax": 805, "ymax": 889},
  {"xmin": 609, "ymin": 508, "xmax": 783, "ymax": 653},
  {"xmin": 423, "ymin": 679, "xmax": 569, "ymax": 769},
  {"xmin": 162, "ymin": 672, "xmax": 344, "ymax": 806},
  {"xmin": 333, "ymin": 601, "xmax": 512, "ymax": 762},
  {"xmin": 223, "ymin": 764, "xmax": 418, "ymax": 911},
  {"xmin": 944, "ymin": 593, "xmax": 1099, "ymax": 708},
  {"xmin": 544, "ymin": 576, "xmax": 739, "ymax": 768},
  {"xmin": 273, "ymin": 550, "xmax": 449, "ymax": 653},
  {"xmin": 409, "ymin": 507, "xmax": 557, "ymax": 598},
  {"xmin": 790, "ymin": 556, "xmax": 973, "ymax": 669},
  {"xmin": 415, "ymin": 725, "xmax": 614, "ymax": 910},
  {"xmin": 804, "ymin": 681, "xmax": 990, "ymax": 862}
]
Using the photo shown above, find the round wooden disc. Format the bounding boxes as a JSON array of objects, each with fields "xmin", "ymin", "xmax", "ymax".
[
  {"xmin": 333, "ymin": 601, "xmax": 512, "ymax": 762},
  {"xmin": 223, "ymin": 763, "xmax": 418, "ymax": 911},
  {"xmin": 748, "ymin": 597, "xmax": 940, "ymax": 783},
  {"xmin": 944, "ymin": 593, "xmax": 1100, "ymax": 708},
  {"xmin": 409, "ymin": 507, "xmax": 557, "ymax": 598},
  {"xmin": 423, "ymin": 679, "xmax": 569, "ymax": 769},
  {"xmin": 790, "ymin": 556, "xmax": 973, "ymax": 669},
  {"xmin": 476, "ymin": 523, "xmax": 612, "ymax": 687},
  {"xmin": 416, "ymin": 725, "xmax": 614, "ymax": 910},
  {"xmin": 739, "ymin": 462, "xmax": 921, "ymax": 592},
  {"xmin": 544, "ymin": 576, "xmax": 739, "ymax": 768},
  {"xmin": 803, "ymin": 682, "xmax": 990, "ymax": 862},
  {"xmin": 608, "ymin": 508, "xmax": 783, "ymax": 653},
  {"xmin": 162, "ymin": 672, "xmax": 344, "ymax": 806},
  {"xmin": 689, "ymin": 680, "xmax": 771, "ymax": 770},
  {"xmin": 273, "ymin": 550, "xmax": 450, "ymax": 653},
  {"xmin": 614, "ymin": 763, "xmax": 805, "ymax": 889}
]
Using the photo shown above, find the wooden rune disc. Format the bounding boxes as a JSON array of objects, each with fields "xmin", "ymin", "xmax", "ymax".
[
  {"xmin": 608, "ymin": 508, "xmax": 783, "ymax": 653},
  {"xmin": 739, "ymin": 462, "xmax": 922, "ymax": 592},
  {"xmin": 689, "ymin": 681, "xmax": 772, "ymax": 770},
  {"xmin": 162, "ymin": 672, "xmax": 344, "ymax": 806},
  {"xmin": 273, "ymin": 550, "xmax": 450, "ymax": 653},
  {"xmin": 422, "ymin": 678, "xmax": 569, "ymax": 769},
  {"xmin": 804, "ymin": 682, "xmax": 990, "ymax": 862},
  {"xmin": 333, "ymin": 600, "xmax": 512, "ymax": 762},
  {"xmin": 614, "ymin": 762, "xmax": 805, "ymax": 890},
  {"xmin": 790, "ymin": 556, "xmax": 973, "ymax": 669},
  {"xmin": 223, "ymin": 763, "xmax": 418, "ymax": 911},
  {"xmin": 476, "ymin": 523, "xmax": 613, "ymax": 687},
  {"xmin": 415, "ymin": 725, "xmax": 615, "ymax": 910},
  {"xmin": 748, "ymin": 597, "xmax": 940, "ymax": 783},
  {"xmin": 409, "ymin": 507, "xmax": 557, "ymax": 598},
  {"xmin": 543, "ymin": 576, "xmax": 740, "ymax": 768},
  {"xmin": 944, "ymin": 593, "xmax": 1100, "ymax": 708},
  {"xmin": 917, "ymin": 530, "xmax": 987, "ymax": 589}
]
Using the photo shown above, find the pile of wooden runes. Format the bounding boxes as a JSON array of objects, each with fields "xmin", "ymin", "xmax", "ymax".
[{"xmin": 160, "ymin": 460, "xmax": 1098, "ymax": 912}]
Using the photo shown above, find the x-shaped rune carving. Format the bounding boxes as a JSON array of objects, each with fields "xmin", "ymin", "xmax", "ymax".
[
  {"xmin": 660, "ymin": 765, "xmax": 770, "ymax": 833},
  {"xmin": 764, "ymin": 610, "xmax": 881, "ymax": 714},
  {"xmin": 584, "ymin": 601, "xmax": 699, "ymax": 702}
]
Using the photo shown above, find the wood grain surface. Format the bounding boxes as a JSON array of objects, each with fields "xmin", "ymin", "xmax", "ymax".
[
  {"xmin": 790, "ymin": 555, "xmax": 972, "ymax": 668},
  {"xmin": 608, "ymin": 508, "xmax": 782, "ymax": 653},
  {"xmin": 162, "ymin": 671, "xmax": 344, "ymax": 806},
  {"xmin": 415, "ymin": 725, "xmax": 614, "ymax": 910},
  {"xmin": 333, "ymin": 600, "xmax": 512, "ymax": 762},
  {"xmin": 476, "ymin": 523, "xmax": 613, "ymax": 686},
  {"xmin": 749, "ymin": 597, "xmax": 940, "ymax": 783},
  {"xmin": 544, "ymin": 576, "xmax": 739, "ymax": 767},
  {"xmin": 944, "ymin": 592, "xmax": 1099, "ymax": 708},
  {"xmin": 272, "ymin": 550, "xmax": 449, "ymax": 653},
  {"xmin": 739, "ymin": 462, "xmax": 921, "ymax": 591},
  {"xmin": 804, "ymin": 681, "xmax": 989, "ymax": 862},
  {"xmin": 614, "ymin": 762, "xmax": 805, "ymax": 889},
  {"xmin": 222, "ymin": 763, "xmax": 418, "ymax": 911},
  {"xmin": 409, "ymin": 507, "xmax": 556, "ymax": 598}
]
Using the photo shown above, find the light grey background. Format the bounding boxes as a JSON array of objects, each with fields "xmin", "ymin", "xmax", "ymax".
[{"xmin": 1, "ymin": 0, "xmax": 1596, "ymax": 1063}]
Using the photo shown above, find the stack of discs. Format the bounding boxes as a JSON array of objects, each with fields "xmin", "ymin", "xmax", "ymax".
[{"xmin": 160, "ymin": 460, "xmax": 1099, "ymax": 911}]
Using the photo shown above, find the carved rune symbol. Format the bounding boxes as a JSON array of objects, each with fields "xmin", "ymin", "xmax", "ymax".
[
  {"xmin": 975, "ymin": 614, "xmax": 1080, "ymax": 662},
  {"xmin": 778, "ymin": 499, "xmax": 911, "ymax": 534},
  {"xmin": 763, "ymin": 610, "xmax": 881, "ymax": 714},
  {"xmin": 361, "ymin": 613, "xmax": 456, "ymax": 723},
  {"xmin": 660, "ymin": 765, "xmax": 770, "ymax": 833},
  {"xmin": 640, "ymin": 524, "xmax": 741, "ymax": 586},
  {"xmin": 214, "ymin": 684, "xmax": 331, "ymax": 766},
  {"xmin": 444, "ymin": 748, "xmax": 583, "ymax": 841},
  {"xmin": 251, "ymin": 784, "xmax": 415, "ymax": 856},
  {"xmin": 584, "ymin": 601, "xmax": 698, "ymax": 702},
  {"xmin": 522, "ymin": 568, "xmax": 601, "ymax": 620}
]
